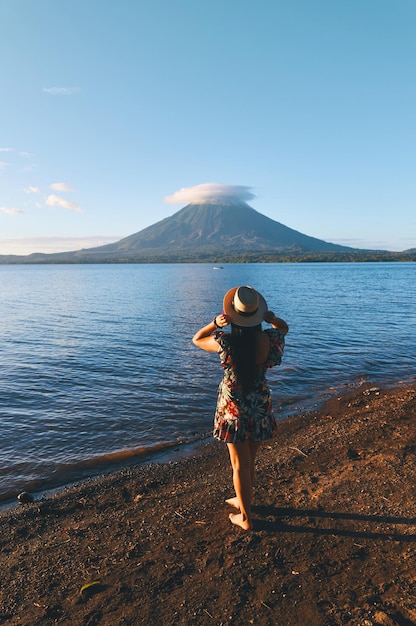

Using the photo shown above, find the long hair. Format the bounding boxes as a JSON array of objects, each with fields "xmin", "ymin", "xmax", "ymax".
[{"xmin": 229, "ymin": 323, "xmax": 262, "ymax": 395}]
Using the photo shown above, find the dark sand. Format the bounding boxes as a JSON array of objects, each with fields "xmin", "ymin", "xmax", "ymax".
[{"xmin": 1, "ymin": 382, "xmax": 416, "ymax": 626}]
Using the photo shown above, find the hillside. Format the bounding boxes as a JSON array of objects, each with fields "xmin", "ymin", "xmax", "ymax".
[
  {"xmin": 0, "ymin": 201, "xmax": 364, "ymax": 264},
  {"xmin": 1, "ymin": 200, "xmax": 415, "ymax": 263},
  {"xmin": 92, "ymin": 201, "xmax": 353, "ymax": 254}
]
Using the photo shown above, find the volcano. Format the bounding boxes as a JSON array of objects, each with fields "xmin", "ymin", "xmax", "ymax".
[{"xmin": 0, "ymin": 200, "xmax": 357, "ymax": 263}]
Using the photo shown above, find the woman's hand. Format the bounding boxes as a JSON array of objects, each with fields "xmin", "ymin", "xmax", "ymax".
[
  {"xmin": 263, "ymin": 311, "xmax": 289, "ymax": 335},
  {"xmin": 263, "ymin": 310, "xmax": 276, "ymax": 324},
  {"xmin": 214, "ymin": 313, "xmax": 230, "ymax": 328},
  {"xmin": 192, "ymin": 314, "xmax": 229, "ymax": 352}
]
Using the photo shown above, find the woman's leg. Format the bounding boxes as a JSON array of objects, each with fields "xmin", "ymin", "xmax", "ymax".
[
  {"xmin": 226, "ymin": 440, "xmax": 262, "ymax": 510},
  {"xmin": 226, "ymin": 441, "xmax": 261, "ymax": 530}
]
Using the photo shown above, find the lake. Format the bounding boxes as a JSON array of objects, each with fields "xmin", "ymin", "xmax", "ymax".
[{"xmin": 0, "ymin": 262, "xmax": 415, "ymax": 502}]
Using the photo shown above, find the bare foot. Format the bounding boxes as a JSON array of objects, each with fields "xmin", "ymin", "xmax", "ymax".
[
  {"xmin": 229, "ymin": 512, "xmax": 252, "ymax": 531},
  {"xmin": 225, "ymin": 497, "xmax": 239, "ymax": 509}
]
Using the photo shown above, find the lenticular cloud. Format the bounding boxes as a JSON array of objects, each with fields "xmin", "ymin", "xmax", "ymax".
[{"xmin": 164, "ymin": 183, "xmax": 256, "ymax": 205}]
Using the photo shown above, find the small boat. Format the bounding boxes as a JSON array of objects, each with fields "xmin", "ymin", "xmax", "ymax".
[{"xmin": 213, "ymin": 266, "xmax": 223, "ymax": 270}]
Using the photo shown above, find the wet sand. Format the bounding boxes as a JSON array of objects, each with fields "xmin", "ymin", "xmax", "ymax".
[{"xmin": 1, "ymin": 381, "xmax": 416, "ymax": 626}]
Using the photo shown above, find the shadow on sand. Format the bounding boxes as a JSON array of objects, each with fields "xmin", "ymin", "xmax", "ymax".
[{"xmin": 252, "ymin": 504, "xmax": 416, "ymax": 541}]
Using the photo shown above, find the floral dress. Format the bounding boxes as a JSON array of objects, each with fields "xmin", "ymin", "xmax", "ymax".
[{"xmin": 213, "ymin": 329, "xmax": 285, "ymax": 443}]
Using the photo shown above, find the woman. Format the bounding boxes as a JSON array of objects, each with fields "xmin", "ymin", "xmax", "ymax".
[{"xmin": 192, "ymin": 285, "xmax": 289, "ymax": 530}]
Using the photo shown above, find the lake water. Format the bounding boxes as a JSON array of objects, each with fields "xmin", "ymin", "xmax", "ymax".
[{"xmin": 0, "ymin": 262, "xmax": 415, "ymax": 502}]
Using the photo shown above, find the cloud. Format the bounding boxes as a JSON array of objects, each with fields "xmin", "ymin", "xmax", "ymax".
[
  {"xmin": 0, "ymin": 147, "xmax": 13, "ymax": 152},
  {"xmin": 25, "ymin": 186, "xmax": 41, "ymax": 194},
  {"xmin": 50, "ymin": 182, "xmax": 75, "ymax": 192},
  {"xmin": 19, "ymin": 151, "xmax": 32, "ymax": 158},
  {"xmin": 164, "ymin": 183, "xmax": 256, "ymax": 205},
  {"xmin": 46, "ymin": 194, "xmax": 81, "ymax": 212},
  {"xmin": 43, "ymin": 87, "xmax": 80, "ymax": 95},
  {"xmin": 0, "ymin": 236, "xmax": 122, "ymax": 256},
  {"xmin": 0, "ymin": 207, "xmax": 24, "ymax": 215},
  {"xmin": 0, "ymin": 161, "xmax": 9, "ymax": 169}
]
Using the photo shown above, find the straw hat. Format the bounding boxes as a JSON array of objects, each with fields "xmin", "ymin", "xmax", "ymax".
[{"xmin": 223, "ymin": 286, "xmax": 267, "ymax": 327}]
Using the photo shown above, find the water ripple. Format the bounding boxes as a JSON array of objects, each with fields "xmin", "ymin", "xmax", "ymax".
[{"xmin": 0, "ymin": 262, "xmax": 415, "ymax": 500}]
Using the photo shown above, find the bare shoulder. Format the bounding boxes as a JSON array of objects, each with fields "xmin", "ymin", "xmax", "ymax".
[{"xmin": 256, "ymin": 331, "xmax": 271, "ymax": 365}]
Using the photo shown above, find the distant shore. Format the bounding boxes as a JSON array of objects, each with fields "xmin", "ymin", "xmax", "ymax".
[
  {"xmin": 1, "ymin": 380, "xmax": 416, "ymax": 625},
  {"xmin": 0, "ymin": 250, "xmax": 415, "ymax": 264}
]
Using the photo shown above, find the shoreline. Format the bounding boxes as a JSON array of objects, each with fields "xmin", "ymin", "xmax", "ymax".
[
  {"xmin": 2, "ymin": 374, "xmax": 414, "ymax": 511},
  {"xmin": 1, "ymin": 380, "xmax": 416, "ymax": 625},
  {"xmin": 0, "ymin": 434, "xmax": 214, "ymax": 512}
]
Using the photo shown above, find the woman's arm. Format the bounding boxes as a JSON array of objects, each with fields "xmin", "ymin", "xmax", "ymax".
[
  {"xmin": 192, "ymin": 313, "xmax": 229, "ymax": 352},
  {"xmin": 263, "ymin": 311, "xmax": 289, "ymax": 336}
]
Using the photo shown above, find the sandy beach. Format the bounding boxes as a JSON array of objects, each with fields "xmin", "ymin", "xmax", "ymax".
[{"xmin": 1, "ymin": 381, "xmax": 416, "ymax": 626}]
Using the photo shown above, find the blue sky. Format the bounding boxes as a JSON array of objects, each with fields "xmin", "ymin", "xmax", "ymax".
[{"xmin": 1, "ymin": 0, "xmax": 415, "ymax": 255}]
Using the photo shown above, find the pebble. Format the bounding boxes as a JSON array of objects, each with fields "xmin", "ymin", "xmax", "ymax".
[
  {"xmin": 17, "ymin": 492, "xmax": 34, "ymax": 504},
  {"xmin": 363, "ymin": 387, "xmax": 381, "ymax": 396}
]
